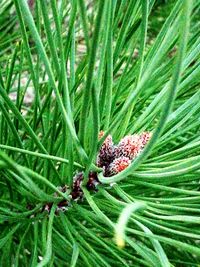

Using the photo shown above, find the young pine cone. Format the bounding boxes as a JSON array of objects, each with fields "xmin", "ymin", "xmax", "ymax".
[
  {"xmin": 114, "ymin": 132, "xmax": 152, "ymax": 160},
  {"xmin": 114, "ymin": 135, "xmax": 142, "ymax": 160},
  {"xmin": 96, "ymin": 131, "xmax": 115, "ymax": 167},
  {"xmin": 106, "ymin": 156, "xmax": 131, "ymax": 176}
]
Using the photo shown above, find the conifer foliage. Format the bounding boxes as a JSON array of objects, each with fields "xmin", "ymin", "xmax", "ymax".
[{"xmin": 0, "ymin": 0, "xmax": 200, "ymax": 266}]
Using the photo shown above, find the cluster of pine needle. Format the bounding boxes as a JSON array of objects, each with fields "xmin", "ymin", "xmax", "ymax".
[{"xmin": 0, "ymin": 0, "xmax": 200, "ymax": 266}]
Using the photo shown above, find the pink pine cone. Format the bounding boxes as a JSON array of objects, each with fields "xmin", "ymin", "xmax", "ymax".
[
  {"xmin": 114, "ymin": 132, "xmax": 152, "ymax": 160},
  {"xmin": 114, "ymin": 134, "xmax": 142, "ymax": 160},
  {"xmin": 96, "ymin": 131, "xmax": 151, "ymax": 176},
  {"xmin": 107, "ymin": 156, "xmax": 131, "ymax": 176},
  {"xmin": 96, "ymin": 131, "xmax": 115, "ymax": 167}
]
